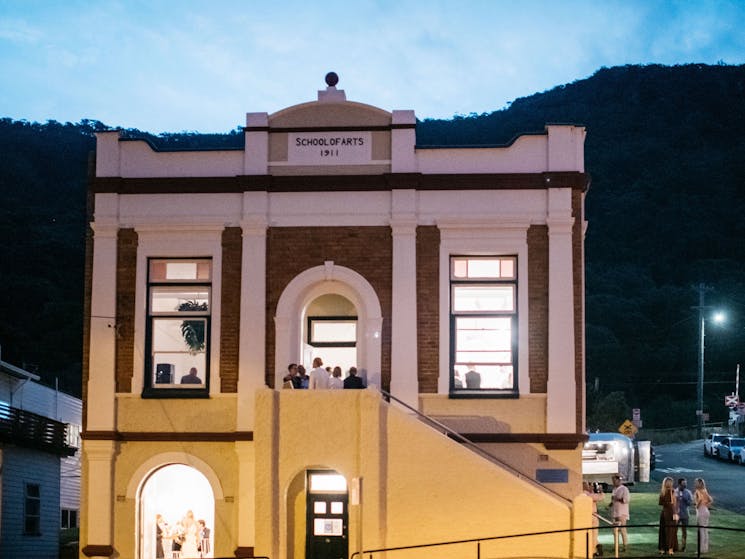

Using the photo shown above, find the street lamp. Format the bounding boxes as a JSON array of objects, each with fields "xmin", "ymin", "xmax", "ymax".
[{"xmin": 696, "ymin": 284, "xmax": 725, "ymax": 439}]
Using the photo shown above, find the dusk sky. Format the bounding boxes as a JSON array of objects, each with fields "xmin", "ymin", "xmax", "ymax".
[{"xmin": 1, "ymin": 0, "xmax": 743, "ymax": 133}]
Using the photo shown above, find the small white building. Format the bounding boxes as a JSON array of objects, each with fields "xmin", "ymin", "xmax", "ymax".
[{"xmin": 0, "ymin": 356, "xmax": 81, "ymax": 559}]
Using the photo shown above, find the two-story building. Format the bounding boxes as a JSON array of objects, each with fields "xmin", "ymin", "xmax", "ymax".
[
  {"xmin": 0, "ymin": 356, "xmax": 80, "ymax": 559},
  {"xmin": 82, "ymin": 75, "xmax": 591, "ymax": 559}
]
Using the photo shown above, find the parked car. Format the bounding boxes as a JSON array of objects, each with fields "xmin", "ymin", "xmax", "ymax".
[
  {"xmin": 717, "ymin": 436, "xmax": 745, "ymax": 462},
  {"xmin": 704, "ymin": 432, "xmax": 728, "ymax": 457}
]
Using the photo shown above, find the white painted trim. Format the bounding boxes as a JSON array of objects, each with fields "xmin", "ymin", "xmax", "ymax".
[
  {"xmin": 132, "ymin": 229, "xmax": 224, "ymax": 396},
  {"xmin": 125, "ymin": 451, "xmax": 225, "ymax": 500},
  {"xmin": 437, "ymin": 223, "xmax": 530, "ymax": 395}
]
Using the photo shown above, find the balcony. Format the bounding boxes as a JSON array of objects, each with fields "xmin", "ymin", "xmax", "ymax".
[{"xmin": 0, "ymin": 401, "xmax": 77, "ymax": 456}]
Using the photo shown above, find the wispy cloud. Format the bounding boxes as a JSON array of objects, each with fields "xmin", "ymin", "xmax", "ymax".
[{"xmin": 0, "ymin": 0, "xmax": 743, "ymax": 132}]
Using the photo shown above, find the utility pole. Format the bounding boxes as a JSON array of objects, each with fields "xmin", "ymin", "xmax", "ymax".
[{"xmin": 695, "ymin": 283, "xmax": 712, "ymax": 439}]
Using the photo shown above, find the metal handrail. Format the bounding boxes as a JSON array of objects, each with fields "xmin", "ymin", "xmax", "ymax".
[
  {"xmin": 350, "ymin": 522, "xmax": 745, "ymax": 559},
  {"xmin": 378, "ymin": 388, "xmax": 571, "ymax": 503}
]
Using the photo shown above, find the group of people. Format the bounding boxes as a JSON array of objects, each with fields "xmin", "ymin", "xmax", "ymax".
[
  {"xmin": 283, "ymin": 357, "xmax": 366, "ymax": 390},
  {"xmin": 658, "ymin": 476, "xmax": 713, "ymax": 556},
  {"xmin": 583, "ymin": 475, "xmax": 714, "ymax": 557},
  {"xmin": 155, "ymin": 510, "xmax": 211, "ymax": 559}
]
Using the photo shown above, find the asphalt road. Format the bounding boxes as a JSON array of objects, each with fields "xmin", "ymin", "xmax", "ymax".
[{"xmin": 651, "ymin": 439, "xmax": 745, "ymax": 514}]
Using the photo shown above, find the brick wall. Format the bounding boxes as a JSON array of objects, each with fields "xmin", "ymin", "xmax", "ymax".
[
  {"xmin": 220, "ymin": 227, "xmax": 242, "ymax": 392},
  {"xmin": 527, "ymin": 225, "xmax": 549, "ymax": 393},
  {"xmin": 416, "ymin": 226, "xmax": 440, "ymax": 393},
  {"xmin": 266, "ymin": 226, "xmax": 392, "ymax": 389},
  {"xmin": 115, "ymin": 228, "xmax": 138, "ymax": 393}
]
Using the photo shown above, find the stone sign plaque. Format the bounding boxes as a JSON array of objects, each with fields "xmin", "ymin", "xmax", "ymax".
[{"xmin": 288, "ymin": 131, "xmax": 372, "ymax": 165}]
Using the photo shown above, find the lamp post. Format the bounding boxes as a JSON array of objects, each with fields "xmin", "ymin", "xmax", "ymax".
[
  {"xmin": 697, "ymin": 287, "xmax": 706, "ymax": 439},
  {"xmin": 696, "ymin": 283, "xmax": 724, "ymax": 439}
]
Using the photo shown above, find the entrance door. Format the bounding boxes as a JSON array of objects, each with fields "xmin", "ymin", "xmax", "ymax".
[{"xmin": 306, "ymin": 471, "xmax": 348, "ymax": 559}]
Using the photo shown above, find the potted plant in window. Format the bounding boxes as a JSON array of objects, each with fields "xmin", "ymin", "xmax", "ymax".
[{"xmin": 179, "ymin": 301, "xmax": 207, "ymax": 354}]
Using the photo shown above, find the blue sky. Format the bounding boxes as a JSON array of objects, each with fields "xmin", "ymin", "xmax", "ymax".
[{"xmin": 1, "ymin": 0, "xmax": 743, "ymax": 133}]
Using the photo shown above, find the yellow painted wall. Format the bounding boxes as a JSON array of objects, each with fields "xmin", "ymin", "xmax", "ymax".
[
  {"xmin": 419, "ymin": 393, "xmax": 547, "ymax": 432},
  {"xmin": 110, "ymin": 440, "xmax": 239, "ymax": 559},
  {"xmin": 254, "ymin": 389, "xmax": 588, "ymax": 559},
  {"xmin": 116, "ymin": 394, "xmax": 237, "ymax": 432}
]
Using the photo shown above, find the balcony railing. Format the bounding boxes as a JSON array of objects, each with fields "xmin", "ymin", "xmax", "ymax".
[{"xmin": 0, "ymin": 401, "xmax": 77, "ymax": 456}]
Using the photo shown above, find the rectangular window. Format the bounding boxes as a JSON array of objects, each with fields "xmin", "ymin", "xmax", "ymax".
[
  {"xmin": 450, "ymin": 256, "xmax": 517, "ymax": 396},
  {"xmin": 25, "ymin": 483, "xmax": 41, "ymax": 535},
  {"xmin": 143, "ymin": 258, "xmax": 211, "ymax": 397},
  {"xmin": 61, "ymin": 509, "xmax": 78, "ymax": 529},
  {"xmin": 307, "ymin": 317, "xmax": 357, "ymax": 347}
]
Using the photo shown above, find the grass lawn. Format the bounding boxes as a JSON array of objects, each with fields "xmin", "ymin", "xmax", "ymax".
[{"xmin": 594, "ymin": 481, "xmax": 745, "ymax": 557}]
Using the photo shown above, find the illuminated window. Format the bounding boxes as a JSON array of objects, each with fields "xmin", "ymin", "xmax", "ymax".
[
  {"xmin": 450, "ymin": 256, "xmax": 517, "ymax": 395},
  {"xmin": 144, "ymin": 258, "xmax": 211, "ymax": 397},
  {"xmin": 308, "ymin": 317, "xmax": 357, "ymax": 346},
  {"xmin": 308, "ymin": 473, "xmax": 347, "ymax": 493}
]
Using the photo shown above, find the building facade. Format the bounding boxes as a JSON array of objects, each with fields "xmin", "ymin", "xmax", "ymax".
[
  {"xmin": 0, "ymin": 358, "xmax": 80, "ymax": 559},
  {"xmin": 82, "ymin": 78, "xmax": 591, "ymax": 559}
]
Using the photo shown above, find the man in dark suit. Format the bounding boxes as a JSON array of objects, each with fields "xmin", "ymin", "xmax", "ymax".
[{"xmin": 343, "ymin": 366, "xmax": 365, "ymax": 389}]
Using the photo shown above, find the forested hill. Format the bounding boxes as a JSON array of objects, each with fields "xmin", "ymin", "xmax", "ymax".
[{"xmin": 1, "ymin": 64, "xmax": 744, "ymax": 428}]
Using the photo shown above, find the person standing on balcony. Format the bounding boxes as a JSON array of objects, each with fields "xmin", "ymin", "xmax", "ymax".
[
  {"xmin": 309, "ymin": 357, "xmax": 329, "ymax": 389},
  {"xmin": 296, "ymin": 365, "xmax": 309, "ymax": 388},
  {"xmin": 329, "ymin": 366, "xmax": 343, "ymax": 389},
  {"xmin": 344, "ymin": 366, "xmax": 365, "ymax": 389}
]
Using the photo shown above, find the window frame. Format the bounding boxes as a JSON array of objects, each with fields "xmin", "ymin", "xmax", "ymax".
[
  {"xmin": 61, "ymin": 508, "xmax": 79, "ymax": 529},
  {"xmin": 24, "ymin": 482, "xmax": 41, "ymax": 536},
  {"xmin": 449, "ymin": 255, "xmax": 519, "ymax": 398},
  {"xmin": 142, "ymin": 257, "xmax": 212, "ymax": 399},
  {"xmin": 307, "ymin": 316, "xmax": 358, "ymax": 348}
]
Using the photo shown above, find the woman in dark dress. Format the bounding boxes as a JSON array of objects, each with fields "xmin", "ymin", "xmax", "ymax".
[{"xmin": 658, "ymin": 476, "xmax": 679, "ymax": 555}]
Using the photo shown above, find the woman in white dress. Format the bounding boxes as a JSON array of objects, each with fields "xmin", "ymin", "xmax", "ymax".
[
  {"xmin": 694, "ymin": 478, "xmax": 713, "ymax": 554},
  {"xmin": 180, "ymin": 510, "xmax": 200, "ymax": 558}
]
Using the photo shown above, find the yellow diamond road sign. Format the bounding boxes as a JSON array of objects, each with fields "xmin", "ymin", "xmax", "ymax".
[{"xmin": 619, "ymin": 419, "xmax": 638, "ymax": 437}]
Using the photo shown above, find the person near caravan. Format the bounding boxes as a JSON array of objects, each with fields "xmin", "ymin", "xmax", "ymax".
[{"xmin": 609, "ymin": 474, "xmax": 630, "ymax": 552}]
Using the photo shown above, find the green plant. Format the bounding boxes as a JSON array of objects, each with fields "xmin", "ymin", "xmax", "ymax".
[{"xmin": 178, "ymin": 301, "xmax": 207, "ymax": 354}]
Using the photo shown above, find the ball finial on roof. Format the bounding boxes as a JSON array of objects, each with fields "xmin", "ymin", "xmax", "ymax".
[{"xmin": 325, "ymin": 72, "xmax": 339, "ymax": 87}]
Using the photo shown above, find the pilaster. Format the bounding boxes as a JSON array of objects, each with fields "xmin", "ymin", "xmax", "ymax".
[
  {"xmin": 237, "ymin": 192, "xmax": 269, "ymax": 430},
  {"xmin": 389, "ymin": 191, "xmax": 419, "ymax": 407},
  {"xmin": 546, "ymin": 189, "xmax": 576, "ymax": 432}
]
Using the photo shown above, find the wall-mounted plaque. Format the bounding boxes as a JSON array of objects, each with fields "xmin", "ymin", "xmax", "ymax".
[{"xmin": 288, "ymin": 131, "xmax": 372, "ymax": 165}]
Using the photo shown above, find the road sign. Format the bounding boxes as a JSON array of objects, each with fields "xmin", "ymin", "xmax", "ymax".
[
  {"xmin": 725, "ymin": 394, "xmax": 739, "ymax": 407},
  {"xmin": 633, "ymin": 408, "xmax": 641, "ymax": 421},
  {"xmin": 619, "ymin": 419, "xmax": 638, "ymax": 438}
]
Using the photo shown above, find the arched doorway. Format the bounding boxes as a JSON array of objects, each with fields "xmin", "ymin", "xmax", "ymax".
[
  {"xmin": 274, "ymin": 261, "xmax": 383, "ymax": 388},
  {"xmin": 139, "ymin": 464, "xmax": 215, "ymax": 559}
]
